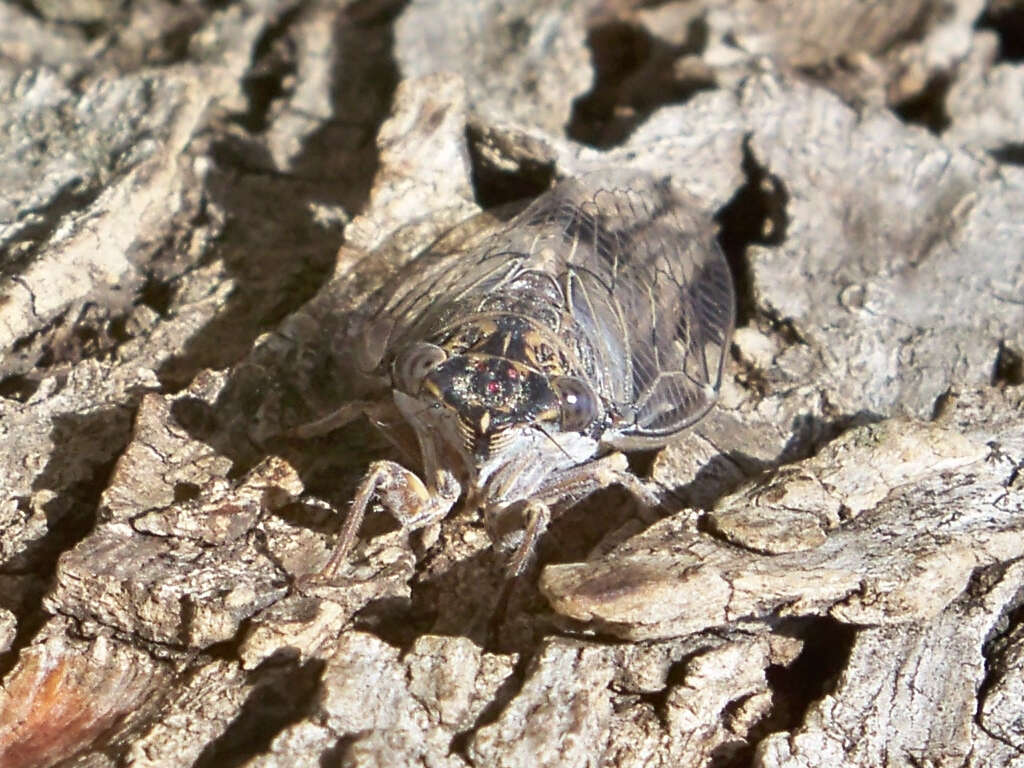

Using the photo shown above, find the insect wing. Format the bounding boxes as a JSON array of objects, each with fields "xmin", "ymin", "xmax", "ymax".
[
  {"xmin": 512, "ymin": 172, "xmax": 735, "ymax": 445},
  {"xmin": 369, "ymin": 217, "xmax": 529, "ymax": 358},
  {"xmin": 369, "ymin": 172, "xmax": 735, "ymax": 445}
]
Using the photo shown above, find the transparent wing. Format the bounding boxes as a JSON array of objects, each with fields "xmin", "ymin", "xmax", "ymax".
[
  {"xmin": 370, "ymin": 217, "xmax": 530, "ymax": 348},
  {"xmin": 369, "ymin": 171, "xmax": 735, "ymax": 444},
  {"xmin": 511, "ymin": 172, "xmax": 735, "ymax": 444}
]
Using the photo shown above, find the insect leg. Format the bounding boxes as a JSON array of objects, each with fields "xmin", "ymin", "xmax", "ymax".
[
  {"xmin": 321, "ymin": 460, "xmax": 459, "ymax": 577},
  {"xmin": 535, "ymin": 452, "xmax": 662, "ymax": 509},
  {"xmin": 505, "ymin": 500, "xmax": 552, "ymax": 578},
  {"xmin": 288, "ymin": 400, "xmax": 377, "ymax": 439},
  {"xmin": 486, "ymin": 453, "xmax": 662, "ymax": 575}
]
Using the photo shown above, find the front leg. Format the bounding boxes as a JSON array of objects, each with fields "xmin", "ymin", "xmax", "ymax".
[
  {"xmin": 504, "ymin": 500, "xmax": 552, "ymax": 578},
  {"xmin": 321, "ymin": 460, "xmax": 460, "ymax": 577},
  {"xmin": 535, "ymin": 451, "xmax": 663, "ymax": 509},
  {"xmin": 488, "ymin": 452, "xmax": 662, "ymax": 576}
]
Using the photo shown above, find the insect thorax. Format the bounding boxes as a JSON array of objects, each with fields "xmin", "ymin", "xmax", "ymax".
[{"xmin": 388, "ymin": 285, "xmax": 606, "ymax": 459}]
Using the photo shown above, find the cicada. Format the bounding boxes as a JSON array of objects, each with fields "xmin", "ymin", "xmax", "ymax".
[{"xmin": 312, "ymin": 170, "xmax": 735, "ymax": 576}]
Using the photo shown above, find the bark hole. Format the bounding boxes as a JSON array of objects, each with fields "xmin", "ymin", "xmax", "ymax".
[{"xmin": 567, "ymin": 18, "xmax": 714, "ymax": 148}]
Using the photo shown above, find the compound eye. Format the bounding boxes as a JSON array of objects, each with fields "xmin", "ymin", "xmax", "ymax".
[
  {"xmin": 393, "ymin": 343, "xmax": 446, "ymax": 393},
  {"xmin": 552, "ymin": 376, "xmax": 600, "ymax": 433}
]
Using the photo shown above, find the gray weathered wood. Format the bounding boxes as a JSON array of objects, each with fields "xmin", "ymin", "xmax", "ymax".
[{"xmin": 2, "ymin": 1, "xmax": 1022, "ymax": 767}]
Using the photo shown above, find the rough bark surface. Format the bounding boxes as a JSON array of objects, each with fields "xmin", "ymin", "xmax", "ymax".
[{"xmin": 1, "ymin": 1, "xmax": 1023, "ymax": 767}]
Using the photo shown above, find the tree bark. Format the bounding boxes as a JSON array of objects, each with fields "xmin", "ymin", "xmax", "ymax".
[{"xmin": 2, "ymin": 1, "xmax": 1022, "ymax": 766}]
